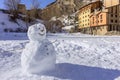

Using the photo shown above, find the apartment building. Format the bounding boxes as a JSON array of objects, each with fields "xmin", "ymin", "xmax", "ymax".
[{"xmin": 78, "ymin": 0, "xmax": 102, "ymax": 34}]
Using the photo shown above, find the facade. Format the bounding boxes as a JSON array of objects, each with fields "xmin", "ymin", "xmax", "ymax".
[
  {"xmin": 107, "ymin": 4, "xmax": 120, "ymax": 32},
  {"xmin": 90, "ymin": 9, "xmax": 108, "ymax": 35},
  {"xmin": 78, "ymin": 0, "xmax": 103, "ymax": 34},
  {"xmin": 104, "ymin": 0, "xmax": 120, "ymax": 7}
]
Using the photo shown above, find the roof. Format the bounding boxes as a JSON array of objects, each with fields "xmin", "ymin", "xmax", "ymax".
[
  {"xmin": 18, "ymin": 4, "xmax": 26, "ymax": 7},
  {"xmin": 46, "ymin": 1, "xmax": 57, "ymax": 7},
  {"xmin": 79, "ymin": 0, "xmax": 102, "ymax": 10},
  {"xmin": 90, "ymin": 10, "xmax": 107, "ymax": 17}
]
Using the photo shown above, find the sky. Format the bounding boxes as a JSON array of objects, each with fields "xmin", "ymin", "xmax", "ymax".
[{"xmin": 0, "ymin": 0, "xmax": 55, "ymax": 9}]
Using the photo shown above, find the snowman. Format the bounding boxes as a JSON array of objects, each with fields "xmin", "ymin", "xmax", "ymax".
[{"xmin": 21, "ymin": 23, "xmax": 56, "ymax": 75}]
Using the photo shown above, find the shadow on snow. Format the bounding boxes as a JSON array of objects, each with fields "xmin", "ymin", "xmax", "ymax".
[{"xmin": 43, "ymin": 63, "xmax": 120, "ymax": 80}]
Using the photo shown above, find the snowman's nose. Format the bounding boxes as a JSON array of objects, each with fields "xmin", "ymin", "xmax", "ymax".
[{"xmin": 41, "ymin": 28, "xmax": 44, "ymax": 32}]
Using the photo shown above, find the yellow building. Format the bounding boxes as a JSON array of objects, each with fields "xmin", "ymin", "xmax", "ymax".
[
  {"xmin": 78, "ymin": 0, "xmax": 102, "ymax": 33},
  {"xmin": 104, "ymin": 0, "xmax": 120, "ymax": 7}
]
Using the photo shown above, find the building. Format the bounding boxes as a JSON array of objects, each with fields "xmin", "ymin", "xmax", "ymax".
[
  {"xmin": 90, "ymin": 9, "xmax": 108, "ymax": 35},
  {"xmin": 104, "ymin": 0, "xmax": 120, "ymax": 7},
  {"xmin": 78, "ymin": 0, "xmax": 103, "ymax": 34},
  {"xmin": 107, "ymin": 4, "xmax": 120, "ymax": 32},
  {"xmin": 78, "ymin": 0, "xmax": 120, "ymax": 35},
  {"xmin": 18, "ymin": 4, "xmax": 26, "ymax": 14}
]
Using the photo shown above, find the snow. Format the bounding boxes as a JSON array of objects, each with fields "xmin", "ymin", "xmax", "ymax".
[
  {"xmin": 21, "ymin": 23, "xmax": 56, "ymax": 75},
  {"xmin": 0, "ymin": 11, "xmax": 27, "ymax": 32},
  {"xmin": 115, "ymin": 77, "xmax": 120, "ymax": 80},
  {"xmin": 0, "ymin": 33, "xmax": 120, "ymax": 80},
  {"xmin": 62, "ymin": 25, "xmax": 75, "ymax": 30},
  {"xmin": 27, "ymin": 23, "xmax": 46, "ymax": 41}
]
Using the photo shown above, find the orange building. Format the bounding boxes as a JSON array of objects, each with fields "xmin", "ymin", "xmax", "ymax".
[
  {"xmin": 90, "ymin": 9, "xmax": 108, "ymax": 35},
  {"xmin": 90, "ymin": 10, "xmax": 108, "ymax": 27}
]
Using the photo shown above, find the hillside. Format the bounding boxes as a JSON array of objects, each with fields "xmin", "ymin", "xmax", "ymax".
[{"xmin": 0, "ymin": 11, "xmax": 27, "ymax": 32}]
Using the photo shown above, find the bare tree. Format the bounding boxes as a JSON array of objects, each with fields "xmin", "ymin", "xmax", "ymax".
[
  {"xmin": 31, "ymin": 0, "xmax": 40, "ymax": 9},
  {"xmin": 30, "ymin": 0, "xmax": 41, "ymax": 19},
  {"xmin": 4, "ymin": 0, "xmax": 21, "ymax": 20}
]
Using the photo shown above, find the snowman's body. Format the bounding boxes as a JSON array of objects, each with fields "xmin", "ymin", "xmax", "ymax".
[{"xmin": 21, "ymin": 23, "xmax": 56, "ymax": 75}]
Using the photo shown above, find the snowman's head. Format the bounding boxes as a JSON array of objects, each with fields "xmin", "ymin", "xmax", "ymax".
[{"xmin": 28, "ymin": 23, "xmax": 46, "ymax": 41}]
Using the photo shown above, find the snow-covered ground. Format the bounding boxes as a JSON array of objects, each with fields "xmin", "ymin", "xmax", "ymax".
[{"xmin": 0, "ymin": 33, "xmax": 120, "ymax": 80}]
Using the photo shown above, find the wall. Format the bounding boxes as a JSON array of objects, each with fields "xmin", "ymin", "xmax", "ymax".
[{"xmin": 104, "ymin": 0, "xmax": 120, "ymax": 7}]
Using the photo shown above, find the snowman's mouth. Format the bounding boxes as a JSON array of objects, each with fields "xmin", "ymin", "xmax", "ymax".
[{"xmin": 38, "ymin": 32, "xmax": 45, "ymax": 36}]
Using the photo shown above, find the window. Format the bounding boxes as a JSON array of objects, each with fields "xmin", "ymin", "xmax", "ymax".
[
  {"xmin": 115, "ymin": 20, "xmax": 117, "ymax": 23},
  {"xmin": 111, "ymin": 20, "xmax": 113, "ymax": 23},
  {"xmin": 115, "ymin": 6, "xmax": 117, "ymax": 13},
  {"xmin": 116, "ymin": 26, "xmax": 119, "ymax": 31},
  {"xmin": 100, "ymin": 15, "xmax": 102, "ymax": 19},
  {"xmin": 111, "ymin": 14, "xmax": 113, "ymax": 17},
  {"xmin": 93, "ymin": 17, "xmax": 94, "ymax": 21},
  {"xmin": 111, "ymin": 7, "xmax": 113, "ymax": 13},
  {"xmin": 108, "ymin": 25, "xmax": 112, "ymax": 31},
  {"xmin": 93, "ymin": 17, "xmax": 94, "ymax": 24}
]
